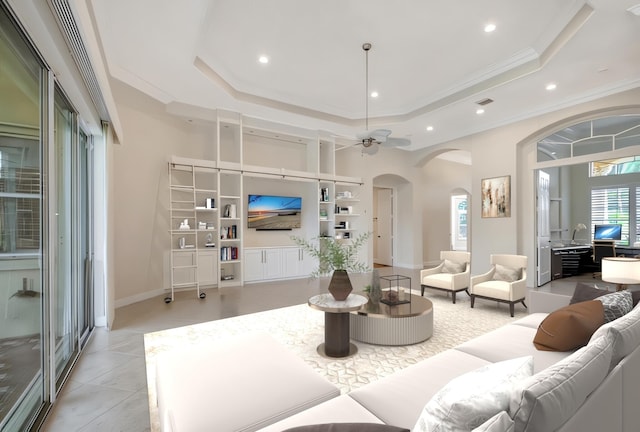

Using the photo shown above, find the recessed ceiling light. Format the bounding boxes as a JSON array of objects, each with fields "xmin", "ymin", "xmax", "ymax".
[
  {"xmin": 484, "ymin": 23, "xmax": 496, "ymax": 33},
  {"xmin": 370, "ymin": 91, "xmax": 379, "ymax": 98},
  {"xmin": 258, "ymin": 55, "xmax": 269, "ymax": 64},
  {"xmin": 476, "ymin": 108, "xmax": 485, "ymax": 115},
  {"xmin": 545, "ymin": 83, "xmax": 557, "ymax": 91},
  {"xmin": 426, "ymin": 126, "xmax": 434, "ymax": 132}
]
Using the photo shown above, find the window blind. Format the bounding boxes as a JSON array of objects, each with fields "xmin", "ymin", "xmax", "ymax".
[{"xmin": 591, "ymin": 187, "xmax": 630, "ymax": 245}]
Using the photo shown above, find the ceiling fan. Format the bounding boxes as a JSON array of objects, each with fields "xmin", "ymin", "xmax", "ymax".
[{"xmin": 356, "ymin": 42, "xmax": 411, "ymax": 155}]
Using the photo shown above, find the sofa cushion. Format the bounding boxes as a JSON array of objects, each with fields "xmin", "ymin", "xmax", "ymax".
[
  {"xmin": 412, "ymin": 356, "xmax": 533, "ymax": 432},
  {"xmin": 590, "ymin": 303, "xmax": 640, "ymax": 369},
  {"xmin": 569, "ymin": 282, "xmax": 609, "ymax": 304},
  {"xmin": 155, "ymin": 333, "xmax": 340, "ymax": 432},
  {"xmin": 442, "ymin": 259, "xmax": 465, "ymax": 274},
  {"xmin": 472, "ymin": 411, "xmax": 514, "ymax": 432},
  {"xmin": 493, "ymin": 264, "xmax": 521, "ymax": 282},
  {"xmin": 509, "ymin": 333, "xmax": 613, "ymax": 432},
  {"xmin": 533, "ymin": 300, "xmax": 604, "ymax": 352},
  {"xmin": 596, "ymin": 291, "xmax": 633, "ymax": 322},
  {"xmin": 350, "ymin": 349, "xmax": 492, "ymax": 430},
  {"xmin": 283, "ymin": 424, "xmax": 409, "ymax": 432},
  {"xmin": 454, "ymin": 324, "xmax": 569, "ymax": 373}
]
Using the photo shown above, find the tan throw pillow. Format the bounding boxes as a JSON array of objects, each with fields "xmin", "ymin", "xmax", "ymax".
[
  {"xmin": 533, "ymin": 300, "xmax": 604, "ymax": 351},
  {"xmin": 493, "ymin": 264, "xmax": 520, "ymax": 282}
]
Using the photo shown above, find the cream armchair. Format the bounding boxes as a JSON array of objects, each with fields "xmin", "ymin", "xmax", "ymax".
[
  {"xmin": 420, "ymin": 251, "xmax": 471, "ymax": 304},
  {"xmin": 470, "ymin": 254, "xmax": 527, "ymax": 317}
]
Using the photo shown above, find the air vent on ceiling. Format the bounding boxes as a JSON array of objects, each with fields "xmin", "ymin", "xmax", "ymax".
[
  {"xmin": 47, "ymin": 0, "xmax": 110, "ymax": 122},
  {"xmin": 475, "ymin": 98, "xmax": 494, "ymax": 106}
]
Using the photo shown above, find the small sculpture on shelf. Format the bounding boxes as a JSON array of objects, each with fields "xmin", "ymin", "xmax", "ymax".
[{"xmin": 179, "ymin": 219, "xmax": 190, "ymax": 230}]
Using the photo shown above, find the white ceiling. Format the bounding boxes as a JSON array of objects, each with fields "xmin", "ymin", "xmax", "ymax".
[{"xmin": 88, "ymin": 0, "xmax": 640, "ymax": 152}]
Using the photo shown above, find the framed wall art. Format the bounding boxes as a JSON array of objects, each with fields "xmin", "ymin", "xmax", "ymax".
[{"xmin": 481, "ymin": 175, "xmax": 511, "ymax": 218}]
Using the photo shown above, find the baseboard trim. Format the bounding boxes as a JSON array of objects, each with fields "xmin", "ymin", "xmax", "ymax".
[{"xmin": 115, "ymin": 288, "xmax": 165, "ymax": 309}]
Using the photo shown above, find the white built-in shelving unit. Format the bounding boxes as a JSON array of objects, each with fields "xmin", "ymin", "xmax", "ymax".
[{"xmin": 166, "ymin": 110, "xmax": 363, "ymax": 300}]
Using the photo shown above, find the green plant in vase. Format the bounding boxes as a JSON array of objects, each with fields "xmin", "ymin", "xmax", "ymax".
[{"xmin": 291, "ymin": 231, "xmax": 371, "ymax": 300}]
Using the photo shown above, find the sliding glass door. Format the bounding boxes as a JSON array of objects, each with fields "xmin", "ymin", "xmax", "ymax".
[
  {"xmin": 0, "ymin": 3, "xmax": 95, "ymax": 429},
  {"xmin": 0, "ymin": 5, "xmax": 45, "ymax": 429}
]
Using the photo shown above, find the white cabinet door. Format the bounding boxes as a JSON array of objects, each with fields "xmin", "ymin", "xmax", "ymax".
[
  {"xmin": 282, "ymin": 247, "xmax": 316, "ymax": 278},
  {"xmin": 245, "ymin": 248, "xmax": 283, "ymax": 281},
  {"xmin": 263, "ymin": 249, "xmax": 283, "ymax": 280},
  {"xmin": 244, "ymin": 249, "xmax": 265, "ymax": 282},
  {"xmin": 282, "ymin": 247, "xmax": 302, "ymax": 278},
  {"xmin": 197, "ymin": 250, "xmax": 218, "ymax": 285},
  {"xmin": 299, "ymin": 248, "xmax": 316, "ymax": 276}
]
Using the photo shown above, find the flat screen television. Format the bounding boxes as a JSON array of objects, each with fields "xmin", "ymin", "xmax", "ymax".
[
  {"xmin": 593, "ymin": 224, "xmax": 622, "ymax": 241},
  {"xmin": 247, "ymin": 194, "xmax": 302, "ymax": 230}
]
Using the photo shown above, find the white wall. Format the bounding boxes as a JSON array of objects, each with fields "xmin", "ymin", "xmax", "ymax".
[
  {"xmin": 421, "ymin": 158, "xmax": 472, "ymax": 265},
  {"xmin": 112, "ymin": 82, "xmax": 212, "ymax": 306},
  {"xmin": 110, "ymin": 79, "xmax": 640, "ymax": 306}
]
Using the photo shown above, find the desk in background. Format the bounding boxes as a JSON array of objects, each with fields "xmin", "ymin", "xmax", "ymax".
[{"xmin": 551, "ymin": 245, "xmax": 640, "ymax": 280}]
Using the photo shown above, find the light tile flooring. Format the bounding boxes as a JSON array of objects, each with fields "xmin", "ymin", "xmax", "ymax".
[{"xmin": 40, "ymin": 267, "xmax": 586, "ymax": 431}]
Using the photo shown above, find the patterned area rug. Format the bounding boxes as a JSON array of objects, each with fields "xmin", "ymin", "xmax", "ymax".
[{"xmin": 143, "ymin": 290, "xmax": 528, "ymax": 431}]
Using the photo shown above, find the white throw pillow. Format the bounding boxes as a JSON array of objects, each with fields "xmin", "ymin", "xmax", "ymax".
[
  {"xmin": 412, "ymin": 356, "xmax": 533, "ymax": 432},
  {"xmin": 442, "ymin": 259, "xmax": 465, "ymax": 274},
  {"xmin": 472, "ymin": 411, "xmax": 514, "ymax": 432},
  {"xmin": 493, "ymin": 264, "xmax": 521, "ymax": 282}
]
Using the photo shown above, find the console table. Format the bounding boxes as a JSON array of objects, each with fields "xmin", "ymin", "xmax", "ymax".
[
  {"xmin": 308, "ymin": 293, "xmax": 368, "ymax": 358},
  {"xmin": 350, "ymin": 293, "xmax": 433, "ymax": 346}
]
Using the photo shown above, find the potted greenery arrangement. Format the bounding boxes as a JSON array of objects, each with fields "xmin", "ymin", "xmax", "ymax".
[{"xmin": 291, "ymin": 232, "xmax": 371, "ymax": 300}]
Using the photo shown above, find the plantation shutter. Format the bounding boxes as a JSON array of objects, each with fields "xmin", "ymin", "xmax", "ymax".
[{"xmin": 591, "ymin": 187, "xmax": 630, "ymax": 245}]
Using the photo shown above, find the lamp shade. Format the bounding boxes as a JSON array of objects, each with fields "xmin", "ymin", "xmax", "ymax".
[{"xmin": 601, "ymin": 257, "xmax": 640, "ymax": 286}]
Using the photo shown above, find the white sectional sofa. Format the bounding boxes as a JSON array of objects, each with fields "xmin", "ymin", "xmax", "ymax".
[
  {"xmin": 258, "ymin": 290, "xmax": 640, "ymax": 432},
  {"xmin": 155, "ymin": 289, "xmax": 640, "ymax": 431}
]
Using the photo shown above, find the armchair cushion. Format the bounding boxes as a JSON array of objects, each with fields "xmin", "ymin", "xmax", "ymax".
[
  {"xmin": 442, "ymin": 259, "xmax": 465, "ymax": 274},
  {"xmin": 493, "ymin": 264, "xmax": 521, "ymax": 282}
]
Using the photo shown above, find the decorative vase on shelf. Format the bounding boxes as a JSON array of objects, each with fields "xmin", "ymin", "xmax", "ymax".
[{"xmin": 328, "ymin": 269, "xmax": 353, "ymax": 301}]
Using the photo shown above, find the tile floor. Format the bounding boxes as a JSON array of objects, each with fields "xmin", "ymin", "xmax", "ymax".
[{"xmin": 39, "ymin": 268, "xmax": 593, "ymax": 431}]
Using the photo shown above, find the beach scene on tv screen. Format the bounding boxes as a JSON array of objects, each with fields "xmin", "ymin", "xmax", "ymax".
[{"xmin": 248, "ymin": 195, "xmax": 302, "ymax": 229}]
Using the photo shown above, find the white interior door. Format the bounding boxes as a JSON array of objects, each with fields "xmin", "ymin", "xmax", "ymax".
[
  {"xmin": 537, "ymin": 170, "xmax": 551, "ymax": 286},
  {"xmin": 374, "ymin": 188, "xmax": 393, "ymax": 266}
]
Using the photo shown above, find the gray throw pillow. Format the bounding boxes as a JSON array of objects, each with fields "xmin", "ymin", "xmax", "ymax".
[
  {"xmin": 442, "ymin": 259, "xmax": 465, "ymax": 274},
  {"xmin": 493, "ymin": 264, "xmax": 520, "ymax": 282},
  {"xmin": 596, "ymin": 291, "xmax": 633, "ymax": 323},
  {"xmin": 569, "ymin": 282, "xmax": 608, "ymax": 304}
]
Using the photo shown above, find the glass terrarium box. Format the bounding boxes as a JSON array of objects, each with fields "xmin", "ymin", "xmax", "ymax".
[{"xmin": 380, "ymin": 274, "xmax": 411, "ymax": 305}]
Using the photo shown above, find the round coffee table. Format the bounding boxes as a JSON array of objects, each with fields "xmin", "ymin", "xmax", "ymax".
[
  {"xmin": 350, "ymin": 293, "xmax": 433, "ymax": 346},
  {"xmin": 308, "ymin": 293, "xmax": 368, "ymax": 358}
]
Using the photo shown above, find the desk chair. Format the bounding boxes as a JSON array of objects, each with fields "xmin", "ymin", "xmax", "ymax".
[{"xmin": 592, "ymin": 241, "xmax": 616, "ymax": 279}]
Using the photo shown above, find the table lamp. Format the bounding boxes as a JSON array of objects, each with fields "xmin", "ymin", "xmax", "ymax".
[
  {"xmin": 571, "ymin": 223, "xmax": 587, "ymax": 244},
  {"xmin": 601, "ymin": 257, "xmax": 640, "ymax": 291}
]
